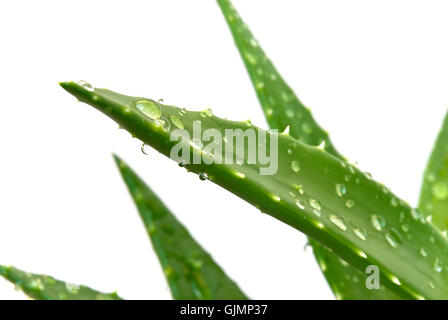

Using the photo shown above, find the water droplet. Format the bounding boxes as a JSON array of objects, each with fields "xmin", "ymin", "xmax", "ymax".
[
  {"xmin": 199, "ymin": 172, "xmax": 208, "ymax": 181},
  {"xmin": 200, "ymin": 107, "xmax": 213, "ymax": 118},
  {"xmin": 178, "ymin": 160, "xmax": 187, "ymax": 167},
  {"xmin": 271, "ymin": 195, "xmax": 281, "ymax": 202},
  {"xmin": 385, "ymin": 229, "xmax": 402, "ymax": 248},
  {"xmin": 411, "ymin": 208, "xmax": 423, "ymax": 220},
  {"xmin": 330, "ymin": 215, "xmax": 347, "ymax": 231},
  {"xmin": 433, "ymin": 258, "xmax": 443, "ymax": 272},
  {"xmin": 30, "ymin": 278, "xmax": 44, "ymax": 291},
  {"xmin": 286, "ymin": 109, "xmax": 294, "ymax": 118},
  {"xmin": 335, "ymin": 184, "xmax": 346, "ymax": 197},
  {"xmin": 294, "ymin": 184, "xmax": 305, "ymax": 195},
  {"xmin": 391, "ymin": 198, "xmax": 399, "ymax": 207},
  {"xmin": 157, "ymin": 117, "xmax": 170, "ymax": 132},
  {"xmin": 287, "ymin": 148, "xmax": 292, "ymax": 155},
  {"xmin": 135, "ymin": 100, "xmax": 162, "ymax": 120},
  {"xmin": 65, "ymin": 283, "xmax": 80, "ymax": 294},
  {"xmin": 432, "ymin": 181, "xmax": 448, "ymax": 200},
  {"xmin": 364, "ymin": 172, "xmax": 372, "ymax": 180},
  {"xmin": 316, "ymin": 141, "xmax": 326, "ymax": 150},
  {"xmin": 77, "ymin": 80, "xmax": 94, "ymax": 92},
  {"xmin": 390, "ymin": 276, "xmax": 401, "ymax": 286},
  {"xmin": 234, "ymin": 171, "xmax": 246, "ymax": 179},
  {"xmin": 169, "ymin": 116, "xmax": 184, "ymax": 129},
  {"xmin": 353, "ymin": 227, "xmax": 367, "ymax": 240},
  {"xmin": 295, "ymin": 200, "xmax": 305, "ymax": 210},
  {"xmin": 309, "ymin": 199, "xmax": 321, "ymax": 211},
  {"xmin": 428, "ymin": 281, "xmax": 435, "ymax": 289},
  {"xmin": 401, "ymin": 224, "xmax": 410, "ymax": 233},
  {"xmin": 290, "ymin": 160, "xmax": 300, "ymax": 173},
  {"xmin": 345, "ymin": 200, "xmax": 355, "ymax": 208},
  {"xmin": 141, "ymin": 143, "xmax": 151, "ymax": 155},
  {"xmin": 302, "ymin": 123, "xmax": 313, "ymax": 134},
  {"xmin": 188, "ymin": 258, "xmax": 204, "ymax": 270},
  {"xmin": 266, "ymin": 108, "xmax": 273, "ymax": 116},
  {"xmin": 371, "ymin": 215, "xmax": 386, "ymax": 231},
  {"xmin": 244, "ymin": 52, "xmax": 257, "ymax": 65},
  {"xmin": 419, "ymin": 247, "xmax": 428, "ymax": 257}
]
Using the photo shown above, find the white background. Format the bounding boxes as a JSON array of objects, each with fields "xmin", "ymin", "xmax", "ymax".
[{"xmin": 1, "ymin": 0, "xmax": 448, "ymax": 300}]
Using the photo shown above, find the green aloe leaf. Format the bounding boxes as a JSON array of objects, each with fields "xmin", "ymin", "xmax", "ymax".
[
  {"xmin": 60, "ymin": 81, "xmax": 448, "ymax": 299},
  {"xmin": 216, "ymin": 0, "xmax": 399, "ymax": 299},
  {"xmin": 0, "ymin": 265, "xmax": 121, "ymax": 300},
  {"xmin": 113, "ymin": 155, "xmax": 247, "ymax": 300},
  {"xmin": 419, "ymin": 110, "xmax": 448, "ymax": 231}
]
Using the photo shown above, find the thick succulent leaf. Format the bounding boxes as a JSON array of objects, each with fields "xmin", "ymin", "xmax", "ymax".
[
  {"xmin": 216, "ymin": 0, "xmax": 340, "ymax": 157},
  {"xmin": 0, "ymin": 265, "xmax": 121, "ymax": 300},
  {"xmin": 216, "ymin": 0, "xmax": 399, "ymax": 300},
  {"xmin": 419, "ymin": 110, "xmax": 448, "ymax": 231},
  {"xmin": 113, "ymin": 155, "xmax": 248, "ymax": 300},
  {"xmin": 60, "ymin": 82, "xmax": 448, "ymax": 300}
]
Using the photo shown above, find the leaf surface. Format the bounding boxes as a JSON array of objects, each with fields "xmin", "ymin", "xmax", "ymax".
[
  {"xmin": 0, "ymin": 265, "xmax": 121, "ymax": 300},
  {"xmin": 419, "ymin": 110, "xmax": 448, "ymax": 232},
  {"xmin": 60, "ymin": 81, "xmax": 448, "ymax": 299},
  {"xmin": 216, "ymin": 0, "xmax": 400, "ymax": 299},
  {"xmin": 114, "ymin": 155, "xmax": 248, "ymax": 300}
]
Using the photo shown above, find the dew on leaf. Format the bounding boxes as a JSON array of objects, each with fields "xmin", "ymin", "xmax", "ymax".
[
  {"xmin": 290, "ymin": 160, "xmax": 300, "ymax": 173},
  {"xmin": 329, "ymin": 215, "xmax": 347, "ymax": 231},
  {"xmin": 141, "ymin": 143, "xmax": 151, "ymax": 155},
  {"xmin": 335, "ymin": 184, "xmax": 346, "ymax": 197},
  {"xmin": 169, "ymin": 116, "xmax": 184, "ymax": 129},
  {"xmin": 345, "ymin": 199, "xmax": 355, "ymax": 208},
  {"xmin": 371, "ymin": 215, "xmax": 386, "ymax": 231},
  {"xmin": 419, "ymin": 247, "xmax": 428, "ymax": 257},
  {"xmin": 432, "ymin": 181, "xmax": 448, "ymax": 200},
  {"xmin": 353, "ymin": 227, "xmax": 367, "ymax": 241},
  {"xmin": 77, "ymin": 80, "xmax": 94, "ymax": 92},
  {"xmin": 135, "ymin": 100, "xmax": 162, "ymax": 120}
]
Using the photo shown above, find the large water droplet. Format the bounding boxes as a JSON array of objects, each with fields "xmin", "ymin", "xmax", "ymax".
[
  {"xmin": 77, "ymin": 80, "xmax": 94, "ymax": 92},
  {"xmin": 371, "ymin": 215, "xmax": 386, "ymax": 231},
  {"xmin": 135, "ymin": 100, "xmax": 162, "ymax": 120},
  {"xmin": 432, "ymin": 181, "xmax": 448, "ymax": 200},
  {"xmin": 329, "ymin": 215, "xmax": 347, "ymax": 231},
  {"xmin": 290, "ymin": 161, "xmax": 300, "ymax": 173},
  {"xmin": 335, "ymin": 184, "xmax": 346, "ymax": 197}
]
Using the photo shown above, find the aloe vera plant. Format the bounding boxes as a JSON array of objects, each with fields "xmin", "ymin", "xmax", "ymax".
[
  {"xmin": 0, "ymin": 265, "xmax": 121, "ymax": 300},
  {"xmin": 113, "ymin": 154, "xmax": 247, "ymax": 300},
  {"xmin": 216, "ymin": 0, "xmax": 399, "ymax": 300},
  {"xmin": 3, "ymin": 1, "xmax": 448, "ymax": 301},
  {"xmin": 58, "ymin": 81, "xmax": 448, "ymax": 300}
]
